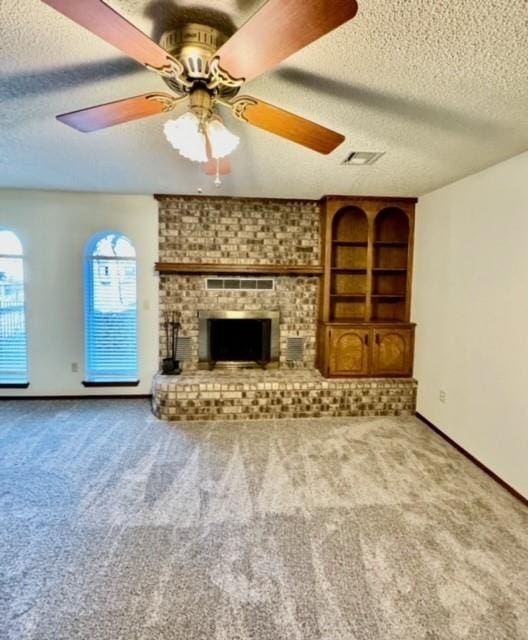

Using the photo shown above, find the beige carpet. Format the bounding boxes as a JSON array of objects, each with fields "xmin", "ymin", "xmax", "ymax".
[{"xmin": 0, "ymin": 399, "xmax": 527, "ymax": 639}]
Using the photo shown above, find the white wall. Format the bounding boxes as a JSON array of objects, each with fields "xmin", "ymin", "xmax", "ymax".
[
  {"xmin": 413, "ymin": 151, "xmax": 528, "ymax": 499},
  {"xmin": 0, "ymin": 189, "xmax": 158, "ymax": 396}
]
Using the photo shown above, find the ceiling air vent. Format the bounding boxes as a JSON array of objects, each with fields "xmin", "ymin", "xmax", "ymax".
[{"xmin": 341, "ymin": 151, "xmax": 385, "ymax": 166}]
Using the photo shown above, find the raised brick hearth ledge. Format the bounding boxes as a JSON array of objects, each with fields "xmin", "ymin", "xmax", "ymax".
[{"xmin": 152, "ymin": 370, "xmax": 417, "ymax": 421}]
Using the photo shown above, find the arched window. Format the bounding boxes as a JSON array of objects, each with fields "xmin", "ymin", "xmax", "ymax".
[
  {"xmin": 0, "ymin": 229, "xmax": 28, "ymax": 385},
  {"xmin": 84, "ymin": 232, "xmax": 138, "ymax": 384}
]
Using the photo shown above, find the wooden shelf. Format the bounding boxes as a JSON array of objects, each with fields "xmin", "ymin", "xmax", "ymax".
[
  {"xmin": 372, "ymin": 268, "xmax": 407, "ymax": 273},
  {"xmin": 155, "ymin": 263, "xmax": 324, "ymax": 276},
  {"xmin": 331, "ymin": 268, "xmax": 367, "ymax": 273},
  {"xmin": 373, "ymin": 241, "xmax": 408, "ymax": 246},
  {"xmin": 371, "ymin": 294, "xmax": 405, "ymax": 299},
  {"xmin": 330, "ymin": 294, "xmax": 366, "ymax": 299},
  {"xmin": 332, "ymin": 241, "xmax": 368, "ymax": 247}
]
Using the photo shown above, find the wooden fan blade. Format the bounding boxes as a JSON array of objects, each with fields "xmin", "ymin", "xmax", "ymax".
[
  {"xmin": 203, "ymin": 157, "xmax": 231, "ymax": 176},
  {"xmin": 229, "ymin": 96, "xmax": 344, "ymax": 154},
  {"xmin": 41, "ymin": 0, "xmax": 181, "ymax": 75},
  {"xmin": 57, "ymin": 93, "xmax": 182, "ymax": 132},
  {"xmin": 214, "ymin": 0, "xmax": 358, "ymax": 82}
]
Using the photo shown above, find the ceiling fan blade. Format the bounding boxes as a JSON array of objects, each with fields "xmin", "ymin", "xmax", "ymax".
[
  {"xmin": 214, "ymin": 0, "xmax": 358, "ymax": 82},
  {"xmin": 57, "ymin": 93, "xmax": 184, "ymax": 132},
  {"xmin": 41, "ymin": 0, "xmax": 183, "ymax": 76},
  {"xmin": 227, "ymin": 96, "xmax": 344, "ymax": 154},
  {"xmin": 203, "ymin": 157, "xmax": 231, "ymax": 176}
]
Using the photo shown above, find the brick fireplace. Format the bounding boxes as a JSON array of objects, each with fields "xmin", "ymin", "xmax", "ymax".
[
  {"xmin": 152, "ymin": 195, "xmax": 416, "ymax": 421},
  {"xmin": 157, "ymin": 195, "xmax": 320, "ymax": 370}
]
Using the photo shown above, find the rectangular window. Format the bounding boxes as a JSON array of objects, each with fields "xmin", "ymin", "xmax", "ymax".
[
  {"xmin": 0, "ymin": 236, "xmax": 28, "ymax": 386},
  {"xmin": 85, "ymin": 253, "xmax": 138, "ymax": 383}
]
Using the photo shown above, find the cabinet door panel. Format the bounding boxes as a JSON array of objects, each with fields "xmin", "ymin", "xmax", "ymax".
[
  {"xmin": 329, "ymin": 327, "xmax": 369, "ymax": 376},
  {"xmin": 372, "ymin": 328, "xmax": 413, "ymax": 376}
]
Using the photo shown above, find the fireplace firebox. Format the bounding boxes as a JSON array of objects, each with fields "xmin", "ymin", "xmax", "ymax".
[{"xmin": 198, "ymin": 310, "xmax": 280, "ymax": 369}]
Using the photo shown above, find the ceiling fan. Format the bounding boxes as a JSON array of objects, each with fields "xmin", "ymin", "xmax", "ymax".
[{"xmin": 42, "ymin": 0, "xmax": 358, "ymax": 179}]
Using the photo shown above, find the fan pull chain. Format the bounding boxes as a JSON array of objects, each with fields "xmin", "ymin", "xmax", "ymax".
[{"xmin": 214, "ymin": 158, "xmax": 222, "ymax": 187}]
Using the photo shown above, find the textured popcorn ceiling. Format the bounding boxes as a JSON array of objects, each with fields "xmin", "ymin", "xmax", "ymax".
[{"xmin": 0, "ymin": 0, "xmax": 527, "ymax": 198}]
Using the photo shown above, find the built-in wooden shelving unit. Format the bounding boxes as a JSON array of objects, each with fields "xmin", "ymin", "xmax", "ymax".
[{"xmin": 317, "ymin": 196, "xmax": 417, "ymax": 378}]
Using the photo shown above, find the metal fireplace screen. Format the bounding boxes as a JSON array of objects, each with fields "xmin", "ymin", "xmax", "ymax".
[{"xmin": 198, "ymin": 310, "xmax": 280, "ymax": 369}]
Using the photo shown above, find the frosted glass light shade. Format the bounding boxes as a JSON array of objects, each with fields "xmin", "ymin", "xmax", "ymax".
[
  {"xmin": 163, "ymin": 112, "xmax": 208, "ymax": 163},
  {"xmin": 207, "ymin": 118, "xmax": 240, "ymax": 159}
]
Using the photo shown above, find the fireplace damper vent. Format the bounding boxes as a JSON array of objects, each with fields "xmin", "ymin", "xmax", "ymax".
[
  {"xmin": 174, "ymin": 336, "xmax": 192, "ymax": 361},
  {"xmin": 286, "ymin": 337, "xmax": 305, "ymax": 362},
  {"xmin": 206, "ymin": 277, "xmax": 274, "ymax": 291}
]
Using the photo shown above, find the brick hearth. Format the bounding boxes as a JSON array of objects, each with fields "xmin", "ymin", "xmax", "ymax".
[{"xmin": 152, "ymin": 370, "xmax": 417, "ymax": 421}]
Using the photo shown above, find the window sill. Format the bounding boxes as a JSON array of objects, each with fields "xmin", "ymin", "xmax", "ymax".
[
  {"xmin": 82, "ymin": 380, "xmax": 140, "ymax": 388},
  {"xmin": 0, "ymin": 382, "xmax": 30, "ymax": 389}
]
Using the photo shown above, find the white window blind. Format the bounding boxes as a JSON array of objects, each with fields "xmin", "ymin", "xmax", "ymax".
[
  {"xmin": 0, "ymin": 229, "xmax": 28, "ymax": 384},
  {"xmin": 85, "ymin": 232, "xmax": 138, "ymax": 382}
]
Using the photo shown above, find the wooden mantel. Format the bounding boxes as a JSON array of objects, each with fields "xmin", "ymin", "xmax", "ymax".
[{"xmin": 155, "ymin": 262, "xmax": 324, "ymax": 276}]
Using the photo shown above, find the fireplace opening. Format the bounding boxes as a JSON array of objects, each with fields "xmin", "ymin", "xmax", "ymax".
[
  {"xmin": 198, "ymin": 310, "xmax": 280, "ymax": 369},
  {"xmin": 209, "ymin": 319, "xmax": 271, "ymax": 367}
]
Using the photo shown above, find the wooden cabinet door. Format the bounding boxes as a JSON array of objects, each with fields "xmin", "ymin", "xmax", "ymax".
[
  {"xmin": 371, "ymin": 328, "xmax": 413, "ymax": 376},
  {"xmin": 328, "ymin": 327, "xmax": 370, "ymax": 376}
]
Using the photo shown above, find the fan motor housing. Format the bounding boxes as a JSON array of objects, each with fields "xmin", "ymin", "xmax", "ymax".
[{"xmin": 160, "ymin": 23, "xmax": 239, "ymax": 99}]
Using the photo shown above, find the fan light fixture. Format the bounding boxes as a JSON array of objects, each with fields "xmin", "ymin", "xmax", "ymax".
[
  {"xmin": 163, "ymin": 111, "xmax": 239, "ymax": 163},
  {"xmin": 207, "ymin": 118, "xmax": 240, "ymax": 159},
  {"xmin": 164, "ymin": 112, "xmax": 207, "ymax": 162}
]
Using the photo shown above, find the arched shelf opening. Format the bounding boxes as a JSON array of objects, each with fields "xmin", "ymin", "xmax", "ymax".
[
  {"xmin": 332, "ymin": 206, "xmax": 368, "ymax": 243},
  {"xmin": 374, "ymin": 207, "xmax": 409, "ymax": 244},
  {"xmin": 330, "ymin": 207, "xmax": 368, "ymax": 321},
  {"xmin": 372, "ymin": 208, "xmax": 409, "ymax": 322}
]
